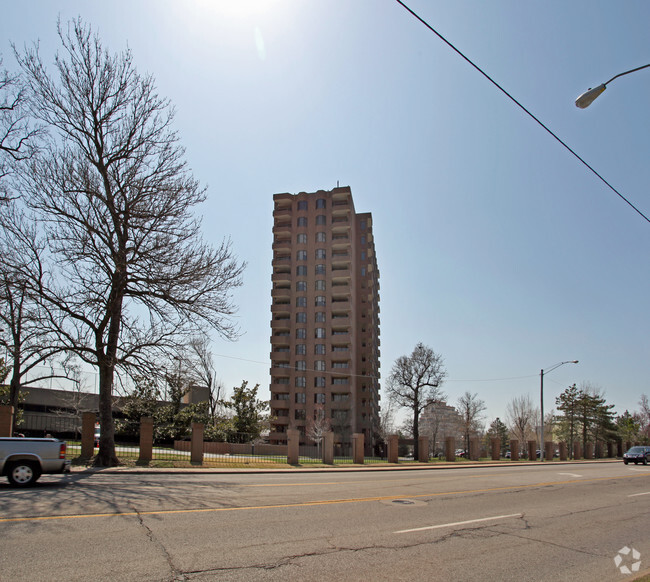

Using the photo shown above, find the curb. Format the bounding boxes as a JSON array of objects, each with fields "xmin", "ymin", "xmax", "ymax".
[{"xmin": 68, "ymin": 458, "xmax": 621, "ymax": 476}]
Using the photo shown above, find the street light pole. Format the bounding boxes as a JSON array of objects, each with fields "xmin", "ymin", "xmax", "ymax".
[
  {"xmin": 540, "ymin": 360, "xmax": 579, "ymax": 461},
  {"xmin": 575, "ymin": 64, "xmax": 650, "ymax": 108}
]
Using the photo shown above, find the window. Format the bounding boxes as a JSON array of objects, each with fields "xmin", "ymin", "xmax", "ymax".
[
  {"xmin": 360, "ymin": 219, "xmax": 367, "ymax": 230},
  {"xmin": 332, "ymin": 393, "xmax": 349, "ymax": 402},
  {"xmin": 296, "ymin": 344, "xmax": 306, "ymax": 355},
  {"xmin": 314, "ymin": 393, "xmax": 326, "ymax": 404},
  {"xmin": 295, "ymin": 393, "xmax": 306, "ymax": 404},
  {"xmin": 295, "ymin": 409, "xmax": 306, "ymax": 420},
  {"xmin": 316, "ymin": 232, "xmax": 326, "ymax": 243},
  {"xmin": 315, "ymin": 312, "xmax": 326, "ymax": 322},
  {"xmin": 296, "ymin": 328, "xmax": 306, "ymax": 339},
  {"xmin": 361, "ymin": 251, "xmax": 366, "ymax": 260},
  {"xmin": 315, "ymin": 327, "xmax": 326, "ymax": 338},
  {"xmin": 296, "ymin": 297, "xmax": 307, "ymax": 307},
  {"xmin": 296, "ymin": 250, "xmax": 307, "ymax": 261},
  {"xmin": 297, "ymin": 200, "xmax": 307, "ymax": 211},
  {"xmin": 315, "ymin": 344, "xmax": 326, "ymax": 355},
  {"xmin": 315, "ymin": 280, "xmax": 326, "ymax": 291},
  {"xmin": 316, "ymin": 198, "xmax": 326, "ymax": 209},
  {"xmin": 295, "ymin": 360, "xmax": 306, "ymax": 371},
  {"xmin": 316, "ymin": 215, "xmax": 326, "ymax": 225},
  {"xmin": 274, "ymin": 377, "xmax": 290, "ymax": 384},
  {"xmin": 314, "ymin": 408, "xmax": 325, "ymax": 420},
  {"xmin": 332, "ymin": 377, "xmax": 349, "ymax": 385},
  {"xmin": 360, "ymin": 235, "xmax": 366, "ymax": 245},
  {"xmin": 276, "ymin": 393, "xmax": 290, "ymax": 400},
  {"xmin": 332, "ymin": 362, "xmax": 349, "ymax": 368},
  {"xmin": 316, "ymin": 249, "xmax": 326, "ymax": 260},
  {"xmin": 315, "ymin": 360, "xmax": 326, "ymax": 371},
  {"xmin": 361, "ymin": 268, "xmax": 366, "ymax": 277},
  {"xmin": 297, "ymin": 233, "xmax": 307, "ymax": 244},
  {"xmin": 297, "ymin": 217, "xmax": 307, "ymax": 227},
  {"xmin": 314, "ymin": 376, "xmax": 325, "ymax": 387},
  {"xmin": 295, "ymin": 376, "xmax": 306, "ymax": 388},
  {"xmin": 315, "ymin": 296, "xmax": 326, "ymax": 307},
  {"xmin": 296, "ymin": 266, "xmax": 307, "ymax": 276},
  {"xmin": 296, "ymin": 312, "xmax": 306, "ymax": 323},
  {"xmin": 332, "ymin": 410, "xmax": 348, "ymax": 421},
  {"xmin": 315, "ymin": 264, "xmax": 325, "ymax": 275},
  {"xmin": 296, "ymin": 281, "xmax": 307, "ymax": 292}
]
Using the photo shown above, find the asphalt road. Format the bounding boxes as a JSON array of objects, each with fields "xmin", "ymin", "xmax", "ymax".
[{"xmin": 1, "ymin": 462, "xmax": 649, "ymax": 581}]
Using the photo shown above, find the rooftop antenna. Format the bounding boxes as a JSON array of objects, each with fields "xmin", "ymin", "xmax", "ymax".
[{"xmin": 336, "ymin": 180, "xmax": 339, "ymax": 187}]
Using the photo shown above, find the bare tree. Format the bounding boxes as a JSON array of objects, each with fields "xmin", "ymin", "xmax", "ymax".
[
  {"xmin": 0, "ymin": 204, "xmax": 70, "ymax": 430},
  {"xmin": 456, "ymin": 391, "xmax": 486, "ymax": 453},
  {"xmin": 9, "ymin": 20, "xmax": 245, "ymax": 465},
  {"xmin": 0, "ymin": 58, "xmax": 40, "ymax": 199},
  {"xmin": 306, "ymin": 404, "xmax": 331, "ymax": 458},
  {"xmin": 639, "ymin": 394, "xmax": 650, "ymax": 441},
  {"xmin": 186, "ymin": 336, "xmax": 224, "ymax": 419},
  {"xmin": 505, "ymin": 394, "xmax": 538, "ymax": 449},
  {"xmin": 386, "ymin": 342, "xmax": 446, "ymax": 460}
]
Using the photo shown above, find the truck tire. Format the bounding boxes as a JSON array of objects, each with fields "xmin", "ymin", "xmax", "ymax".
[{"xmin": 7, "ymin": 461, "xmax": 41, "ymax": 487}]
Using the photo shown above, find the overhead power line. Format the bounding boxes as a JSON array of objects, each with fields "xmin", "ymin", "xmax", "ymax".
[{"xmin": 395, "ymin": 0, "xmax": 650, "ymax": 224}]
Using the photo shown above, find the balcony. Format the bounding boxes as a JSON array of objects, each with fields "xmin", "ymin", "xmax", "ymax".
[
  {"xmin": 272, "ymin": 221, "xmax": 291, "ymax": 236},
  {"xmin": 271, "ymin": 335, "xmax": 291, "ymax": 347},
  {"xmin": 271, "ymin": 271, "xmax": 291, "ymax": 285},
  {"xmin": 272, "ymin": 236, "xmax": 291, "ymax": 251}
]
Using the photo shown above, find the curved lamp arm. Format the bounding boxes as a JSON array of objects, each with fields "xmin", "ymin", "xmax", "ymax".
[{"xmin": 576, "ymin": 64, "xmax": 650, "ymax": 108}]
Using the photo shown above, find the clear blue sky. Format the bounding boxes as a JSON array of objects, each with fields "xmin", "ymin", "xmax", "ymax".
[{"xmin": 2, "ymin": 1, "xmax": 649, "ymax": 427}]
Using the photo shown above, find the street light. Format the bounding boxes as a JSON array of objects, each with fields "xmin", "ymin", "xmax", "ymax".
[
  {"xmin": 575, "ymin": 64, "xmax": 650, "ymax": 108},
  {"xmin": 540, "ymin": 360, "xmax": 578, "ymax": 461}
]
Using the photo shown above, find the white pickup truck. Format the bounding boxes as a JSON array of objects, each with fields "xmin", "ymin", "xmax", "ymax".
[{"xmin": 0, "ymin": 438, "xmax": 71, "ymax": 487}]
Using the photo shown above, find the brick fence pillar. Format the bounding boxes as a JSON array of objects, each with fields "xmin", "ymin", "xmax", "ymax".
[
  {"xmin": 0, "ymin": 405, "xmax": 14, "ymax": 437},
  {"xmin": 573, "ymin": 441, "xmax": 582, "ymax": 460},
  {"xmin": 527, "ymin": 440, "xmax": 537, "ymax": 461},
  {"xmin": 545, "ymin": 441, "xmax": 554, "ymax": 461},
  {"xmin": 387, "ymin": 434, "xmax": 399, "ymax": 463},
  {"xmin": 139, "ymin": 417, "xmax": 154, "ymax": 463},
  {"xmin": 584, "ymin": 442, "xmax": 594, "ymax": 459},
  {"xmin": 352, "ymin": 433, "xmax": 364, "ymax": 464},
  {"xmin": 80, "ymin": 412, "xmax": 96, "ymax": 459},
  {"xmin": 191, "ymin": 422, "xmax": 204, "ymax": 465},
  {"xmin": 445, "ymin": 436, "xmax": 456, "ymax": 462},
  {"xmin": 418, "ymin": 436, "xmax": 429, "ymax": 462},
  {"xmin": 510, "ymin": 439, "xmax": 519, "ymax": 461},
  {"xmin": 287, "ymin": 428, "xmax": 300, "ymax": 465},
  {"xmin": 469, "ymin": 437, "xmax": 480, "ymax": 461},
  {"xmin": 559, "ymin": 441, "xmax": 568, "ymax": 461},
  {"xmin": 322, "ymin": 431, "xmax": 334, "ymax": 464},
  {"xmin": 607, "ymin": 442, "xmax": 615, "ymax": 458},
  {"xmin": 594, "ymin": 442, "xmax": 604, "ymax": 459},
  {"xmin": 491, "ymin": 438, "xmax": 501, "ymax": 460}
]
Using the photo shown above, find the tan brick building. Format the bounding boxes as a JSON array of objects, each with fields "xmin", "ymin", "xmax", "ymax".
[{"xmin": 269, "ymin": 186, "xmax": 380, "ymax": 453}]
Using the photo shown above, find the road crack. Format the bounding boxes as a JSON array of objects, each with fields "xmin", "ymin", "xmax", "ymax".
[{"xmin": 129, "ymin": 504, "xmax": 187, "ymax": 581}]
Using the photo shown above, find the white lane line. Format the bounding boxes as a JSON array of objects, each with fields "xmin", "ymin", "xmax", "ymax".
[
  {"xmin": 394, "ymin": 513, "xmax": 522, "ymax": 534},
  {"xmin": 628, "ymin": 468, "xmax": 650, "ymax": 472},
  {"xmin": 628, "ymin": 492, "xmax": 650, "ymax": 497},
  {"xmin": 558, "ymin": 472, "xmax": 583, "ymax": 478}
]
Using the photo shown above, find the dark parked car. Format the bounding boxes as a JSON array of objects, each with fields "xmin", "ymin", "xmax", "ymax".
[{"xmin": 623, "ymin": 446, "xmax": 650, "ymax": 465}]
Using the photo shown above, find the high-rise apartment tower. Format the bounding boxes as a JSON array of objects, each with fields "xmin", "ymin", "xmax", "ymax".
[{"xmin": 269, "ymin": 186, "xmax": 380, "ymax": 453}]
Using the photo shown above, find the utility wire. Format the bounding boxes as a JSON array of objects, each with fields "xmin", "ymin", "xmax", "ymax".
[{"xmin": 395, "ymin": 0, "xmax": 650, "ymax": 224}]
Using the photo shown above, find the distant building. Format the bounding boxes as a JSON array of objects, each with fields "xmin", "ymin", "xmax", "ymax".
[
  {"xmin": 268, "ymin": 186, "xmax": 380, "ymax": 453},
  {"xmin": 419, "ymin": 400, "xmax": 478, "ymax": 453}
]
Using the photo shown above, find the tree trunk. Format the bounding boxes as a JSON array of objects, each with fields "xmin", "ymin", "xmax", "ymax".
[
  {"xmin": 412, "ymin": 408, "xmax": 419, "ymax": 460},
  {"xmin": 95, "ymin": 362, "xmax": 119, "ymax": 466}
]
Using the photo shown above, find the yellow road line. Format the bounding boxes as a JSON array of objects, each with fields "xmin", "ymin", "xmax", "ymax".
[{"xmin": 1, "ymin": 472, "xmax": 647, "ymax": 524}]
